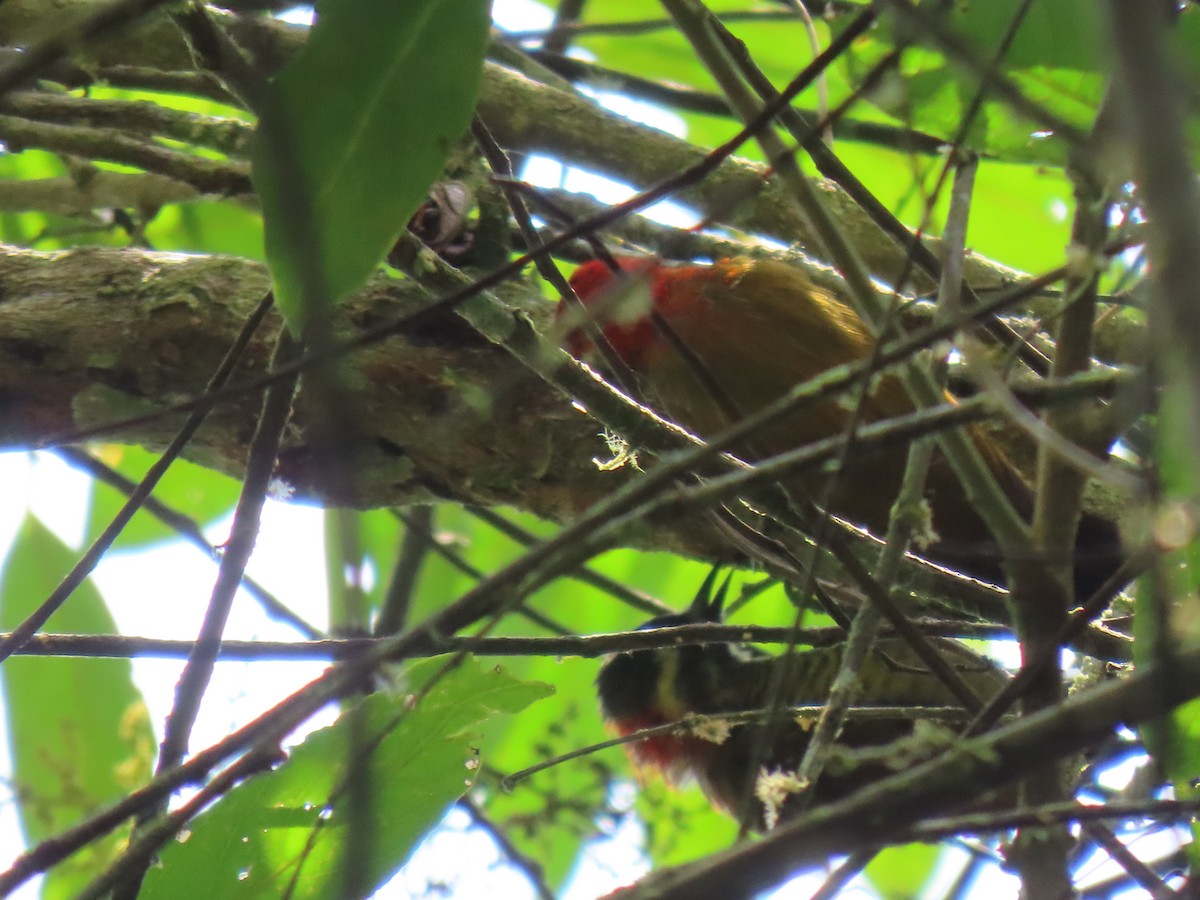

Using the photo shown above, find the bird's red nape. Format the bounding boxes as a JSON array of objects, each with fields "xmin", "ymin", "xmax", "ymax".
[
  {"xmin": 563, "ymin": 256, "xmax": 663, "ymax": 367},
  {"xmin": 564, "ymin": 256, "xmax": 732, "ymax": 369},
  {"xmin": 567, "ymin": 256, "xmax": 660, "ymax": 304}
]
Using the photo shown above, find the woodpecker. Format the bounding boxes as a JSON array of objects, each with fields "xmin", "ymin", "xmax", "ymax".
[
  {"xmin": 562, "ymin": 255, "xmax": 1124, "ymax": 597},
  {"xmin": 596, "ymin": 574, "xmax": 1009, "ymax": 829}
]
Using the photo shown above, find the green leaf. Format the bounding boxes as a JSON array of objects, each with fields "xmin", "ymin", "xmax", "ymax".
[
  {"xmin": 835, "ymin": 2, "xmax": 1108, "ymax": 167},
  {"xmin": 252, "ymin": 0, "xmax": 491, "ymax": 332},
  {"xmin": 147, "ymin": 202, "xmax": 266, "ymax": 259},
  {"xmin": 575, "ymin": 0, "xmax": 719, "ymax": 92},
  {"xmin": 865, "ymin": 843, "xmax": 942, "ymax": 899},
  {"xmin": 949, "ymin": 0, "xmax": 1106, "ymax": 72},
  {"xmin": 968, "ymin": 157, "xmax": 1073, "ymax": 275},
  {"xmin": 0, "ymin": 515, "xmax": 154, "ymax": 900},
  {"xmin": 483, "ymin": 656, "xmax": 609, "ymax": 888},
  {"xmin": 143, "ymin": 658, "xmax": 552, "ymax": 899}
]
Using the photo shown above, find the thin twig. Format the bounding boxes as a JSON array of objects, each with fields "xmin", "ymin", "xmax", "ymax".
[
  {"xmin": 465, "ymin": 506, "xmax": 668, "ymax": 616},
  {"xmin": 0, "ymin": 290, "xmax": 277, "ymax": 663},
  {"xmin": 116, "ymin": 328, "xmax": 303, "ymax": 897},
  {"xmin": 55, "ymin": 446, "xmax": 322, "ymax": 639},
  {"xmin": 501, "ymin": 703, "xmax": 980, "ymax": 791},
  {"xmin": 459, "ymin": 797, "xmax": 555, "ymax": 900},
  {"xmin": 0, "ymin": 619, "xmax": 1024, "ymax": 661}
]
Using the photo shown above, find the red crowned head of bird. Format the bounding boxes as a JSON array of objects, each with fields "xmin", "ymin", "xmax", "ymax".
[{"xmin": 560, "ymin": 256, "xmax": 664, "ymax": 367}]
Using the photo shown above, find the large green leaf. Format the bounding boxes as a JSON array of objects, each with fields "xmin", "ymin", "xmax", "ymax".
[
  {"xmin": 0, "ymin": 515, "xmax": 154, "ymax": 900},
  {"xmin": 143, "ymin": 657, "xmax": 551, "ymax": 899},
  {"xmin": 252, "ymin": 0, "xmax": 491, "ymax": 332},
  {"xmin": 966, "ymin": 157, "xmax": 1073, "ymax": 275},
  {"xmin": 949, "ymin": 0, "xmax": 1106, "ymax": 71},
  {"xmin": 836, "ymin": 2, "xmax": 1110, "ymax": 167}
]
